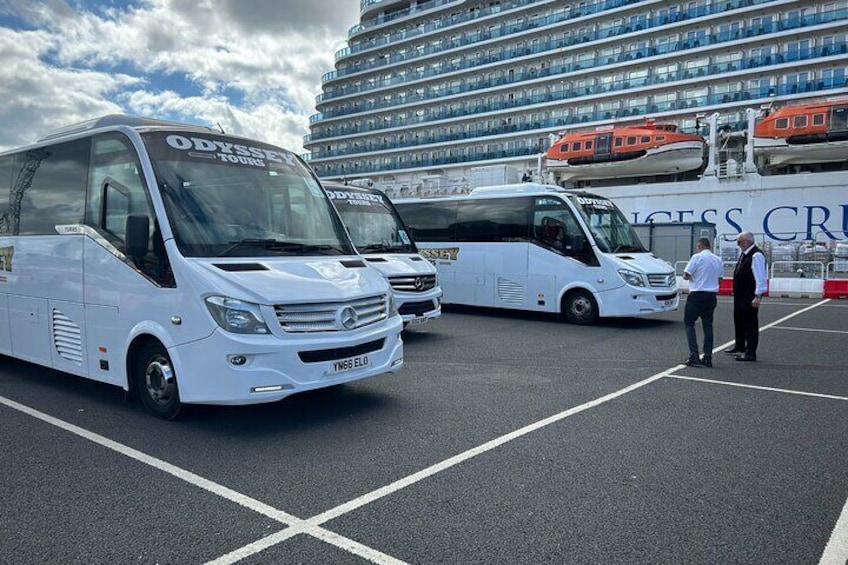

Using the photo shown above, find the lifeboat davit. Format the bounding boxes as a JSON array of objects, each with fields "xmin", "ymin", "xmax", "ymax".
[
  {"xmin": 545, "ymin": 120, "xmax": 705, "ymax": 181},
  {"xmin": 754, "ymin": 99, "xmax": 848, "ymax": 165}
]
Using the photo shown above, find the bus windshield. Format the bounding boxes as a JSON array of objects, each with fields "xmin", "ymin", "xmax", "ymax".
[
  {"xmin": 326, "ymin": 187, "xmax": 416, "ymax": 254},
  {"xmin": 142, "ymin": 131, "xmax": 354, "ymax": 258},
  {"xmin": 570, "ymin": 195, "xmax": 646, "ymax": 254}
]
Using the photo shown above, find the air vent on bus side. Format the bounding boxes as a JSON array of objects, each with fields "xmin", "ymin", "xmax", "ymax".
[{"xmin": 52, "ymin": 309, "xmax": 83, "ymax": 366}]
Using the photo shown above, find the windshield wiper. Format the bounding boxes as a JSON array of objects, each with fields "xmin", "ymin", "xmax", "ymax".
[
  {"xmin": 300, "ymin": 244, "xmax": 346, "ymax": 255},
  {"xmin": 612, "ymin": 244, "xmax": 646, "ymax": 253},
  {"xmin": 217, "ymin": 239, "xmax": 305, "ymax": 257},
  {"xmin": 357, "ymin": 243, "xmax": 406, "ymax": 253}
]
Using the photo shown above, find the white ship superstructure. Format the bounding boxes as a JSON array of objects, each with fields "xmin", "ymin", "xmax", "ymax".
[{"xmin": 304, "ymin": 0, "xmax": 848, "ymax": 198}]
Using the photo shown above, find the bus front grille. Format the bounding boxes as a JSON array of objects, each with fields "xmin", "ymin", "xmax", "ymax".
[
  {"xmin": 647, "ymin": 273, "xmax": 676, "ymax": 288},
  {"xmin": 274, "ymin": 294, "xmax": 388, "ymax": 332},
  {"xmin": 388, "ymin": 274, "xmax": 437, "ymax": 292}
]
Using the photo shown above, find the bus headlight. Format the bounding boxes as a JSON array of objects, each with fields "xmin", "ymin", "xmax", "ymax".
[
  {"xmin": 205, "ymin": 296, "xmax": 270, "ymax": 334},
  {"xmin": 618, "ymin": 269, "xmax": 646, "ymax": 287},
  {"xmin": 387, "ymin": 291, "xmax": 398, "ymax": 317}
]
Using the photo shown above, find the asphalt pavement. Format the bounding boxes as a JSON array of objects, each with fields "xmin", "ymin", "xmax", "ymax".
[{"xmin": 1, "ymin": 296, "xmax": 846, "ymax": 564}]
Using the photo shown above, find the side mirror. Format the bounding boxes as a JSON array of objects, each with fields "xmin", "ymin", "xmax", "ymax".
[
  {"xmin": 125, "ymin": 214, "xmax": 150, "ymax": 259},
  {"xmin": 567, "ymin": 234, "xmax": 586, "ymax": 254}
]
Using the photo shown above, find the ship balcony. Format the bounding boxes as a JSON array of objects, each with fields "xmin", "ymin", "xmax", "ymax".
[
  {"xmin": 308, "ymin": 41, "xmax": 846, "ymax": 131},
  {"xmin": 320, "ymin": 1, "xmax": 846, "ymax": 93}
]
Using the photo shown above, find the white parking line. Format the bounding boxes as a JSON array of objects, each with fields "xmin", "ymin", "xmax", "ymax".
[
  {"xmin": 0, "ymin": 395, "xmax": 408, "ymax": 565},
  {"xmin": 772, "ymin": 326, "xmax": 848, "ymax": 335},
  {"xmin": 819, "ymin": 496, "xmax": 848, "ymax": 565},
  {"xmin": 668, "ymin": 375, "xmax": 848, "ymax": 401}
]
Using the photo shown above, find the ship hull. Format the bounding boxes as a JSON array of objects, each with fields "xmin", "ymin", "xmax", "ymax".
[
  {"xmin": 594, "ymin": 170, "xmax": 848, "ymax": 245},
  {"xmin": 547, "ymin": 141, "xmax": 704, "ymax": 181}
]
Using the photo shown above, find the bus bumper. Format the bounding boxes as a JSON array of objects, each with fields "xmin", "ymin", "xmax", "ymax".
[{"xmin": 168, "ymin": 318, "xmax": 404, "ymax": 405}]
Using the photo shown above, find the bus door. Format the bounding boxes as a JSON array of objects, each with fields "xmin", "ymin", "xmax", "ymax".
[
  {"xmin": 455, "ymin": 198, "xmax": 531, "ymax": 309},
  {"xmin": 82, "ymin": 133, "xmax": 173, "ymax": 384},
  {"xmin": 528, "ymin": 196, "xmax": 592, "ymax": 311}
]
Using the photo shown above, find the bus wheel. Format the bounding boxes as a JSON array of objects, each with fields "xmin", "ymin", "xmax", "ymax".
[
  {"xmin": 135, "ymin": 341, "xmax": 182, "ymax": 420},
  {"xmin": 563, "ymin": 290, "xmax": 598, "ymax": 325}
]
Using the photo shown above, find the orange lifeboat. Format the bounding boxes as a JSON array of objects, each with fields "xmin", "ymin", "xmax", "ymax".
[
  {"xmin": 754, "ymin": 99, "xmax": 848, "ymax": 165},
  {"xmin": 545, "ymin": 120, "xmax": 705, "ymax": 181}
]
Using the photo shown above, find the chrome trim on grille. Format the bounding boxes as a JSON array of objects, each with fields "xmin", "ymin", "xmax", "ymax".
[
  {"xmin": 388, "ymin": 274, "xmax": 437, "ymax": 292},
  {"xmin": 275, "ymin": 294, "xmax": 388, "ymax": 332},
  {"xmin": 647, "ymin": 273, "xmax": 676, "ymax": 288}
]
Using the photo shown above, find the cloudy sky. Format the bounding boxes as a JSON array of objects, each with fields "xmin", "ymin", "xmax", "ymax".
[{"xmin": 0, "ymin": 0, "xmax": 360, "ymax": 154}]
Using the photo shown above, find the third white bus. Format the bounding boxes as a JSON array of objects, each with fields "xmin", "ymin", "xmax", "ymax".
[{"xmin": 394, "ymin": 183, "xmax": 678, "ymax": 324}]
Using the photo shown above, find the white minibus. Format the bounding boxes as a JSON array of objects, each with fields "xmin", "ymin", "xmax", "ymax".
[
  {"xmin": 394, "ymin": 183, "xmax": 678, "ymax": 324},
  {"xmin": 324, "ymin": 183, "xmax": 442, "ymax": 328},
  {"xmin": 0, "ymin": 115, "xmax": 403, "ymax": 418}
]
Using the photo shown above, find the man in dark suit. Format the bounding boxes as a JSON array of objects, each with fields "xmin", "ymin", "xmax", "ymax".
[{"xmin": 728, "ymin": 231, "xmax": 768, "ymax": 361}]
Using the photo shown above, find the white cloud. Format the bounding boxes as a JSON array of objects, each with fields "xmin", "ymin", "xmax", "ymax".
[{"xmin": 0, "ymin": 0, "xmax": 358, "ymax": 153}]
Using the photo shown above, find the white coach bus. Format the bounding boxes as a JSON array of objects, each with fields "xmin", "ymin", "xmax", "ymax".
[
  {"xmin": 324, "ymin": 183, "xmax": 442, "ymax": 328},
  {"xmin": 0, "ymin": 115, "xmax": 403, "ymax": 418},
  {"xmin": 394, "ymin": 183, "xmax": 678, "ymax": 324}
]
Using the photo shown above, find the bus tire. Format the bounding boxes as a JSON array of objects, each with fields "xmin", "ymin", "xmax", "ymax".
[
  {"xmin": 135, "ymin": 341, "xmax": 183, "ymax": 420},
  {"xmin": 562, "ymin": 290, "xmax": 598, "ymax": 325}
]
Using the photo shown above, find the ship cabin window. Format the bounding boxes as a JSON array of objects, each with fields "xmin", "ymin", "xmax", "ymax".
[
  {"xmin": 813, "ymin": 113, "xmax": 825, "ymax": 126},
  {"xmin": 560, "ymin": 143, "xmax": 569, "ymax": 152},
  {"xmin": 793, "ymin": 115, "xmax": 808, "ymax": 128},
  {"xmin": 585, "ymin": 140, "xmax": 593, "ymax": 150},
  {"xmin": 775, "ymin": 118, "xmax": 789, "ymax": 129},
  {"xmin": 656, "ymin": 135, "xmax": 666, "ymax": 141},
  {"xmin": 573, "ymin": 141, "xmax": 582, "ymax": 151},
  {"xmin": 627, "ymin": 136, "xmax": 637, "ymax": 145},
  {"xmin": 641, "ymin": 136, "xmax": 651, "ymax": 143},
  {"xmin": 615, "ymin": 137, "xmax": 623, "ymax": 147}
]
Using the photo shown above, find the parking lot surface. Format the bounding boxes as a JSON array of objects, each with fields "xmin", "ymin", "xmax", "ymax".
[{"xmin": 1, "ymin": 297, "xmax": 846, "ymax": 564}]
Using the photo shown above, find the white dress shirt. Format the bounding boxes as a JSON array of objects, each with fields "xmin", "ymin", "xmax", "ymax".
[
  {"xmin": 684, "ymin": 249, "xmax": 723, "ymax": 292},
  {"xmin": 743, "ymin": 247, "xmax": 769, "ymax": 295}
]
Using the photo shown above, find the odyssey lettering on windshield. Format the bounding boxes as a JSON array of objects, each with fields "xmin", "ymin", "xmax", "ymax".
[{"xmin": 162, "ymin": 134, "xmax": 297, "ymax": 170}]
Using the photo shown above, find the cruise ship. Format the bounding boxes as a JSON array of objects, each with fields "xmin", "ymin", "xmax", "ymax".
[{"xmin": 304, "ymin": 0, "xmax": 848, "ymax": 244}]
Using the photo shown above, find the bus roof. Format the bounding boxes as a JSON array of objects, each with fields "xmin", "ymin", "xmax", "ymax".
[{"xmin": 38, "ymin": 114, "xmax": 215, "ymax": 142}]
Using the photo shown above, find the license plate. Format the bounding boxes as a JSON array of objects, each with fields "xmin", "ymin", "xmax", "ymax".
[
  {"xmin": 329, "ymin": 354, "xmax": 369, "ymax": 374},
  {"xmin": 407, "ymin": 317, "xmax": 429, "ymax": 326}
]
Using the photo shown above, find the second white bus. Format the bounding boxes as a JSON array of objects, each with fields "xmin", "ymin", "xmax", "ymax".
[
  {"xmin": 324, "ymin": 183, "xmax": 442, "ymax": 328},
  {"xmin": 394, "ymin": 183, "xmax": 678, "ymax": 324}
]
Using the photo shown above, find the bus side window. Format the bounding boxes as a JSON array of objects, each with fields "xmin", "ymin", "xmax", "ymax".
[
  {"xmin": 9, "ymin": 139, "xmax": 89, "ymax": 235},
  {"xmin": 88, "ymin": 134, "xmax": 174, "ymax": 286},
  {"xmin": 0, "ymin": 155, "xmax": 12, "ymax": 235}
]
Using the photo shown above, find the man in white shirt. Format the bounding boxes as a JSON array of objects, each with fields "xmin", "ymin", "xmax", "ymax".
[
  {"xmin": 728, "ymin": 231, "xmax": 768, "ymax": 361},
  {"xmin": 682, "ymin": 237, "xmax": 724, "ymax": 367}
]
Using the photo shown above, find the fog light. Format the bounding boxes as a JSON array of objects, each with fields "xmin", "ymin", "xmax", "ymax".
[
  {"xmin": 229, "ymin": 355, "xmax": 247, "ymax": 366},
  {"xmin": 252, "ymin": 385, "xmax": 283, "ymax": 393},
  {"xmin": 392, "ymin": 358, "xmax": 403, "ymax": 367}
]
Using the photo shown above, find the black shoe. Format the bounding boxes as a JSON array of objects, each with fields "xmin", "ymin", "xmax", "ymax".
[
  {"xmin": 700, "ymin": 356, "xmax": 712, "ymax": 367},
  {"xmin": 735, "ymin": 354, "xmax": 756, "ymax": 362},
  {"xmin": 725, "ymin": 348, "xmax": 744, "ymax": 354},
  {"xmin": 684, "ymin": 357, "xmax": 702, "ymax": 367}
]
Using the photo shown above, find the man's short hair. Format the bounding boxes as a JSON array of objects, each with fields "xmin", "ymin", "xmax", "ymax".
[{"xmin": 696, "ymin": 237, "xmax": 712, "ymax": 249}]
